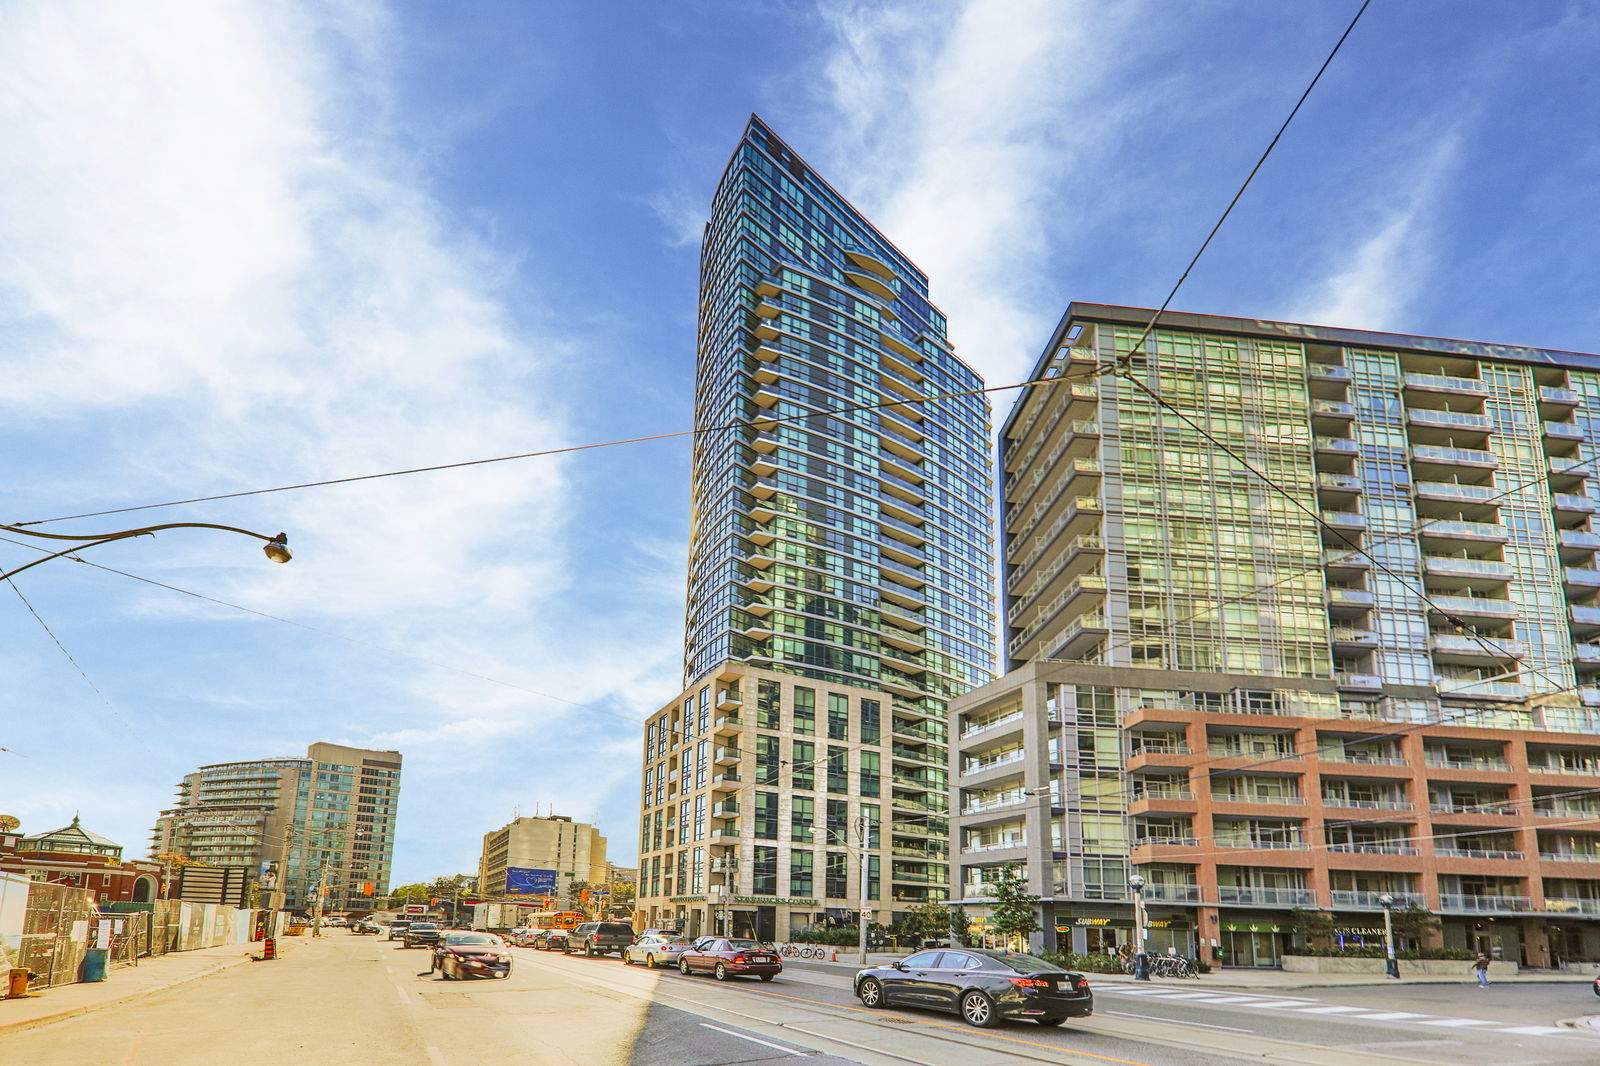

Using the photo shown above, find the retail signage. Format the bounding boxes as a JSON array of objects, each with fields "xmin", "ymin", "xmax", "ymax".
[
  {"xmin": 669, "ymin": 896, "xmax": 707, "ymax": 903},
  {"xmin": 733, "ymin": 896, "xmax": 818, "ymax": 906},
  {"xmin": 1222, "ymin": 922, "xmax": 1282, "ymax": 933},
  {"xmin": 1333, "ymin": 926, "xmax": 1383, "ymax": 937}
]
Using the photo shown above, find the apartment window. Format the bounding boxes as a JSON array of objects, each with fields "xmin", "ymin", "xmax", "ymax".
[
  {"xmin": 794, "ymin": 687, "xmax": 816, "ymax": 735},
  {"xmin": 757, "ymin": 680, "xmax": 781, "ymax": 729},
  {"xmin": 692, "ymin": 847, "xmax": 705, "ymax": 893},
  {"xmin": 697, "ymin": 741, "xmax": 709, "ymax": 788},
  {"xmin": 755, "ymin": 792, "xmax": 779, "ymax": 839},
  {"xmin": 859, "ymin": 751, "xmax": 880, "ymax": 798},
  {"xmin": 693, "ymin": 795, "xmax": 706, "ymax": 841},
  {"xmin": 792, "ymin": 796, "xmax": 814, "ymax": 842},
  {"xmin": 698, "ymin": 688, "xmax": 710, "ymax": 735},
  {"xmin": 790, "ymin": 850, "xmax": 814, "ymax": 897},
  {"xmin": 828, "ymin": 693, "xmax": 850, "ymax": 741},
  {"xmin": 756, "ymin": 736, "xmax": 780, "ymax": 785},
  {"xmin": 862, "ymin": 803, "xmax": 880, "ymax": 848},
  {"xmin": 861, "ymin": 699, "xmax": 881, "ymax": 743},
  {"xmin": 792, "ymin": 740, "xmax": 815, "ymax": 790},
  {"xmin": 753, "ymin": 846, "xmax": 778, "ymax": 895},
  {"xmin": 825, "ymin": 851, "xmax": 848, "ymax": 898},
  {"xmin": 868, "ymin": 856, "xmax": 880, "ymax": 901},
  {"xmin": 827, "ymin": 746, "xmax": 849, "ymax": 793},
  {"xmin": 826, "ymin": 799, "xmax": 849, "ymax": 844}
]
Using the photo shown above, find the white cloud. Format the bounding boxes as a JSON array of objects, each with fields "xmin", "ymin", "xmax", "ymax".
[
  {"xmin": 0, "ymin": 1, "xmax": 681, "ymax": 874},
  {"xmin": 813, "ymin": 0, "xmax": 1150, "ymax": 387},
  {"xmin": 1286, "ymin": 134, "xmax": 1461, "ymax": 332}
]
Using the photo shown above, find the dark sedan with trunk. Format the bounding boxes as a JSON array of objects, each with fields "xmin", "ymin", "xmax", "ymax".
[
  {"xmin": 677, "ymin": 937, "xmax": 781, "ymax": 981},
  {"xmin": 402, "ymin": 922, "xmax": 444, "ymax": 949},
  {"xmin": 853, "ymin": 948, "xmax": 1093, "ymax": 1028},
  {"xmin": 433, "ymin": 932, "xmax": 513, "ymax": 979}
]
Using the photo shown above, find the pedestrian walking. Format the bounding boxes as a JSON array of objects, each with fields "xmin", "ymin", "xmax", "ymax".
[{"xmin": 1472, "ymin": 953, "xmax": 1490, "ymax": 987}]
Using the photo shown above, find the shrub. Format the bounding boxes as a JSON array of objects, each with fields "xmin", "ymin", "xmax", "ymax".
[
  {"xmin": 1287, "ymin": 946, "xmax": 1475, "ymax": 960},
  {"xmin": 1038, "ymin": 951, "xmax": 1127, "ymax": 975}
]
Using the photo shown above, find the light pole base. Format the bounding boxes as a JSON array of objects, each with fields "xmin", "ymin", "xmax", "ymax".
[{"xmin": 1384, "ymin": 958, "xmax": 1400, "ymax": 979}]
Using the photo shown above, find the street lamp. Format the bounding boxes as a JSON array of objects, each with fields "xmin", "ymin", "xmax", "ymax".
[
  {"xmin": 1128, "ymin": 873, "xmax": 1150, "ymax": 981},
  {"xmin": 0, "ymin": 521, "xmax": 292, "ymax": 582},
  {"xmin": 1379, "ymin": 893, "xmax": 1400, "ymax": 979}
]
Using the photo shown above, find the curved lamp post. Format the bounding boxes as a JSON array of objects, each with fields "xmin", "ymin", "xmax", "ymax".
[
  {"xmin": 1379, "ymin": 893, "xmax": 1400, "ymax": 979},
  {"xmin": 1128, "ymin": 872, "xmax": 1150, "ymax": 981},
  {"xmin": 0, "ymin": 522, "xmax": 291, "ymax": 582}
]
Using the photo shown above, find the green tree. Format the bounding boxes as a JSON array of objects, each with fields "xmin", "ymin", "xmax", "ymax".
[
  {"xmin": 1285, "ymin": 908, "xmax": 1338, "ymax": 950},
  {"xmin": 1389, "ymin": 903, "xmax": 1440, "ymax": 949},
  {"xmin": 386, "ymin": 883, "xmax": 429, "ymax": 908},
  {"xmin": 901, "ymin": 900, "xmax": 948, "ymax": 945},
  {"xmin": 566, "ymin": 879, "xmax": 591, "ymax": 911},
  {"xmin": 986, "ymin": 865, "xmax": 1041, "ymax": 949},
  {"xmin": 948, "ymin": 904, "xmax": 974, "ymax": 948}
]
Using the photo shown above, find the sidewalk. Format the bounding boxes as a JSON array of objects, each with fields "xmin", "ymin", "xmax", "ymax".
[
  {"xmin": 0, "ymin": 937, "xmax": 298, "ymax": 1035},
  {"xmin": 791, "ymin": 951, "xmax": 1592, "ymax": 989}
]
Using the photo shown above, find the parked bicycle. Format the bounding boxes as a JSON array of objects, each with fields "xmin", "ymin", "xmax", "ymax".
[
  {"xmin": 1121, "ymin": 953, "xmax": 1198, "ymax": 978},
  {"xmin": 778, "ymin": 943, "xmax": 827, "ymax": 960}
]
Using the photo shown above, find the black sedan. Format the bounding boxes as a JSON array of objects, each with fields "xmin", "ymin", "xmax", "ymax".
[
  {"xmin": 433, "ymin": 932, "xmax": 513, "ymax": 979},
  {"xmin": 853, "ymin": 948, "xmax": 1093, "ymax": 1028}
]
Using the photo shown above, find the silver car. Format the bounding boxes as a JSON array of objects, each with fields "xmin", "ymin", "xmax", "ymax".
[{"xmin": 623, "ymin": 934, "xmax": 693, "ymax": 969}]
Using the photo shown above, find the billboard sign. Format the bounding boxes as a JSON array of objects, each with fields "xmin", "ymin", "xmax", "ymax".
[{"xmin": 505, "ymin": 867, "xmax": 558, "ymax": 896}]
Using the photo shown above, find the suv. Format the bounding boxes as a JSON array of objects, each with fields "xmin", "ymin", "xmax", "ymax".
[
  {"xmin": 565, "ymin": 922, "xmax": 636, "ymax": 958},
  {"xmin": 403, "ymin": 922, "xmax": 443, "ymax": 949},
  {"xmin": 386, "ymin": 920, "xmax": 414, "ymax": 941}
]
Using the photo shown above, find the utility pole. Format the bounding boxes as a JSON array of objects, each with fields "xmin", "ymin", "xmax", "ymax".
[
  {"xmin": 857, "ymin": 812, "xmax": 871, "ymax": 966},
  {"xmin": 311, "ymin": 854, "xmax": 329, "ymax": 937}
]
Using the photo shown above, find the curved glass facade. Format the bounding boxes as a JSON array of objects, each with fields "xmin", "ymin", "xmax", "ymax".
[{"xmin": 683, "ymin": 117, "xmax": 996, "ymax": 705}]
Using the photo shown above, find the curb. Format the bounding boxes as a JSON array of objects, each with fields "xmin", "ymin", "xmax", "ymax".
[{"xmin": 0, "ymin": 949, "xmax": 269, "ymax": 1035}]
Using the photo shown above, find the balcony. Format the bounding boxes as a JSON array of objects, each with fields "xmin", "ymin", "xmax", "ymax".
[
  {"xmin": 1417, "ymin": 519, "xmax": 1510, "ymax": 548},
  {"xmin": 1430, "ymin": 632, "xmax": 1525, "ymax": 662},
  {"xmin": 1140, "ymin": 884, "xmax": 1202, "ymax": 903},
  {"xmin": 1404, "ymin": 371, "xmax": 1489, "ymax": 397},
  {"xmin": 1407, "ymin": 408, "xmax": 1492, "ymax": 433},
  {"xmin": 1422, "ymin": 556, "xmax": 1514, "ymax": 584},
  {"xmin": 1217, "ymin": 886, "xmax": 1317, "ymax": 907},
  {"xmin": 1425, "ymin": 594, "xmax": 1519, "ymax": 621},
  {"xmin": 1312, "ymin": 399, "xmax": 1356, "ymax": 422},
  {"xmin": 1322, "ymin": 548, "xmax": 1371, "ymax": 574},
  {"xmin": 1540, "ymin": 386, "xmax": 1583, "ymax": 413},
  {"xmin": 1415, "ymin": 480, "xmax": 1501, "ymax": 508},
  {"xmin": 1211, "ymin": 791, "xmax": 1304, "ymax": 806},
  {"xmin": 1315, "ymin": 436, "xmax": 1360, "ymax": 458},
  {"xmin": 1574, "ymin": 605, "xmax": 1600, "ymax": 634},
  {"xmin": 1411, "ymin": 443, "xmax": 1497, "ymax": 471},
  {"xmin": 1567, "ymin": 567, "xmax": 1600, "ymax": 597},
  {"xmin": 712, "ymin": 715, "xmax": 742, "ymax": 738},
  {"xmin": 713, "ymin": 746, "xmax": 741, "ymax": 766},
  {"xmin": 1437, "ymin": 894, "xmax": 1532, "ymax": 913},
  {"xmin": 1551, "ymin": 455, "xmax": 1592, "ymax": 489},
  {"xmin": 1546, "ymin": 420, "xmax": 1585, "ymax": 445},
  {"xmin": 1326, "ymin": 843, "xmax": 1419, "ymax": 855},
  {"xmin": 1423, "ymin": 753, "xmax": 1510, "ymax": 772},
  {"xmin": 711, "ymin": 801, "xmax": 740, "ymax": 818},
  {"xmin": 1436, "ymin": 677, "xmax": 1530, "ymax": 701},
  {"xmin": 1322, "ymin": 511, "xmax": 1368, "ymax": 532},
  {"xmin": 1545, "ymin": 898, "xmax": 1600, "ymax": 914},
  {"xmin": 1308, "ymin": 363, "xmax": 1352, "ymax": 389},
  {"xmin": 1321, "ymin": 796, "xmax": 1413, "ymax": 810},
  {"xmin": 1540, "ymin": 852, "xmax": 1600, "ymax": 864},
  {"xmin": 1335, "ymin": 672, "xmax": 1384, "ymax": 693},
  {"xmin": 1330, "ymin": 891, "xmax": 1409, "ymax": 910}
]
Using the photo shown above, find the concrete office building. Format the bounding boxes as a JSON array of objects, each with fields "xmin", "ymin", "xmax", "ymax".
[
  {"xmin": 952, "ymin": 304, "xmax": 1600, "ymax": 968},
  {"xmin": 477, "ymin": 814, "xmax": 608, "ymax": 906},
  {"xmin": 636, "ymin": 117, "xmax": 996, "ymax": 940},
  {"xmin": 151, "ymin": 741, "xmax": 401, "ymax": 911}
]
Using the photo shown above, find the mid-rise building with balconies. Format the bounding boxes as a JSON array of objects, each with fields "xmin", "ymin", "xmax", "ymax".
[{"xmin": 953, "ymin": 304, "xmax": 1600, "ymax": 969}]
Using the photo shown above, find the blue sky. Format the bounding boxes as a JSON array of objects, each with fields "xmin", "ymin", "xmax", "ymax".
[{"xmin": 2, "ymin": 0, "xmax": 1599, "ymax": 886}]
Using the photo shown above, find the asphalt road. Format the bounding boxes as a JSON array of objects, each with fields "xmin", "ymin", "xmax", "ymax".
[{"xmin": 4, "ymin": 935, "xmax": 1598, "ymax": 1066}]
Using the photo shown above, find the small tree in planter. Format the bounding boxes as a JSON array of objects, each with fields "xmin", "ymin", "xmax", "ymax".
[
  {"xmin": 1389, "ymin": 903, "xmax": 1441, "ymax": 951},
  {"xmin": 948, "ymin": 904, "xmax": 975, "ymax": 948},
  {"xmin": 987, "ymin": 864, "xmax": 1042, "ymax": 951},
  {"xmin": 1285, "ymin": 907, "xmax": 1338, "ymax": 952}
]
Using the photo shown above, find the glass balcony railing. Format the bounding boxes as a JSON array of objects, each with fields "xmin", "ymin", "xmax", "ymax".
[
  {"xmin": 1217, "ymin": 886, "xmax": 1316, "ymax": 906},
  {"xmin": 1404, "ymin": 372, "xmax": 1489, "ymax": 394}
]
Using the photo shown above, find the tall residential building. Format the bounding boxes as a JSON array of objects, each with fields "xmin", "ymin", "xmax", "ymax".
[
  {"xmin": 477, "ymin": 814, "xmax": 607, "ymax": 905},
  {"xmin": 952, "ymin": 303, "xmax": 1600, "ymax": 968},
  {"xmin": 636, "ymin": 117, "xmax": 996, "ymax": 941},
  {"xmin": 151, "ymin": 741, "xmax": 401, "ymax": 911}
]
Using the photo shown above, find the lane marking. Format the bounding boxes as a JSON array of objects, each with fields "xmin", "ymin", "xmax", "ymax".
[
  {"xmin": 1499, "ymin": 1026, "xmax": 1582, "ymax": 1035},
  {"xmin": 1293, "ymin": 1005, "xmax": 1370, "ymax": 1014},
  {"xmin": 1351, "ymin": 1012, "xmax": 1427, "ymax": 1021},
  {"xmin": 1105, "ymin": 1010, "xmax": 1253, "ymax": 1034},
  {"xmin": 700, "ymin": 1023, "xmax": 805, "ymax": 1056},
  {"xmin": 395, "ymin": 985, "xmax": 411, "ymax": 1008},
  {"xmin": 1145, "ymin": 992, "xmax": 1236, "ymax": 1001},
  {"xmin": 1416, "ymin": 1018, "xmax": 1496, "ymax": 1028},
  {"xmin": 1238, "ymin": 999, "xmax": 1318, "ymax": 1008}
]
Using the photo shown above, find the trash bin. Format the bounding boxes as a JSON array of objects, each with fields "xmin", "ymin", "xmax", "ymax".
[{"xmin": 81, "ymin": 948, "xmax": 110, "ymax": 982}]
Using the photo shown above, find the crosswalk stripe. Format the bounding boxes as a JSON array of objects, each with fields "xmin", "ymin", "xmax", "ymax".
[
  {"xmin": 1497, "ymin": 1026, "xmax": 1577, "ymax": 1036},
  {"xmin": 1244, "ymin": 999, "xmax": 1319, "ymax": 1008},
  {"xmin": 1416, "ymin": 1018, "xmax": 1496, "ymax": 1028},
  {"xmin": 1150, "ymin": 992, "xmax": 1236, "ymax": 1000},
  {"xmin": 1351, "ymin": 1012, "xmax": 1427, "ymax": 1021},
  {"xmin": 1293, "ymin": 1005, "xmax": 1368, "ymax": 1014}
]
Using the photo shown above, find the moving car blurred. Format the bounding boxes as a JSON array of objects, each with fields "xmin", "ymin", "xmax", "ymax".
[
  {"xmin": 677, "ymin": 938, "xmax": 781, "ymax": 981},
  {"xmin": 622, "ymin": 934, "xmax": 693, "ymax": 969},
  {"xmin": 402, "ymin": 922, "xmax": 444, "ymax": 949},
  {"xmin": 433, "ymin": 931, "xmax": 513, "ymax": 980},
  {"xmin": 533, "ymin": 928, "xmax": 568, "ymax": 951},
  {"xmin": 386, "ymin": 920, "xmax": 413, "ymax": 942},
  {"xmin": 852, "ymin": 948, "xmax": 1093, "ymax": 1029}
]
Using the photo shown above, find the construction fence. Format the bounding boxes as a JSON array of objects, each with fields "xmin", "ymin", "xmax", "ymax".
[{"xmin": 0, "ymin": 873, "xmax": 261, "ymax": 989}]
